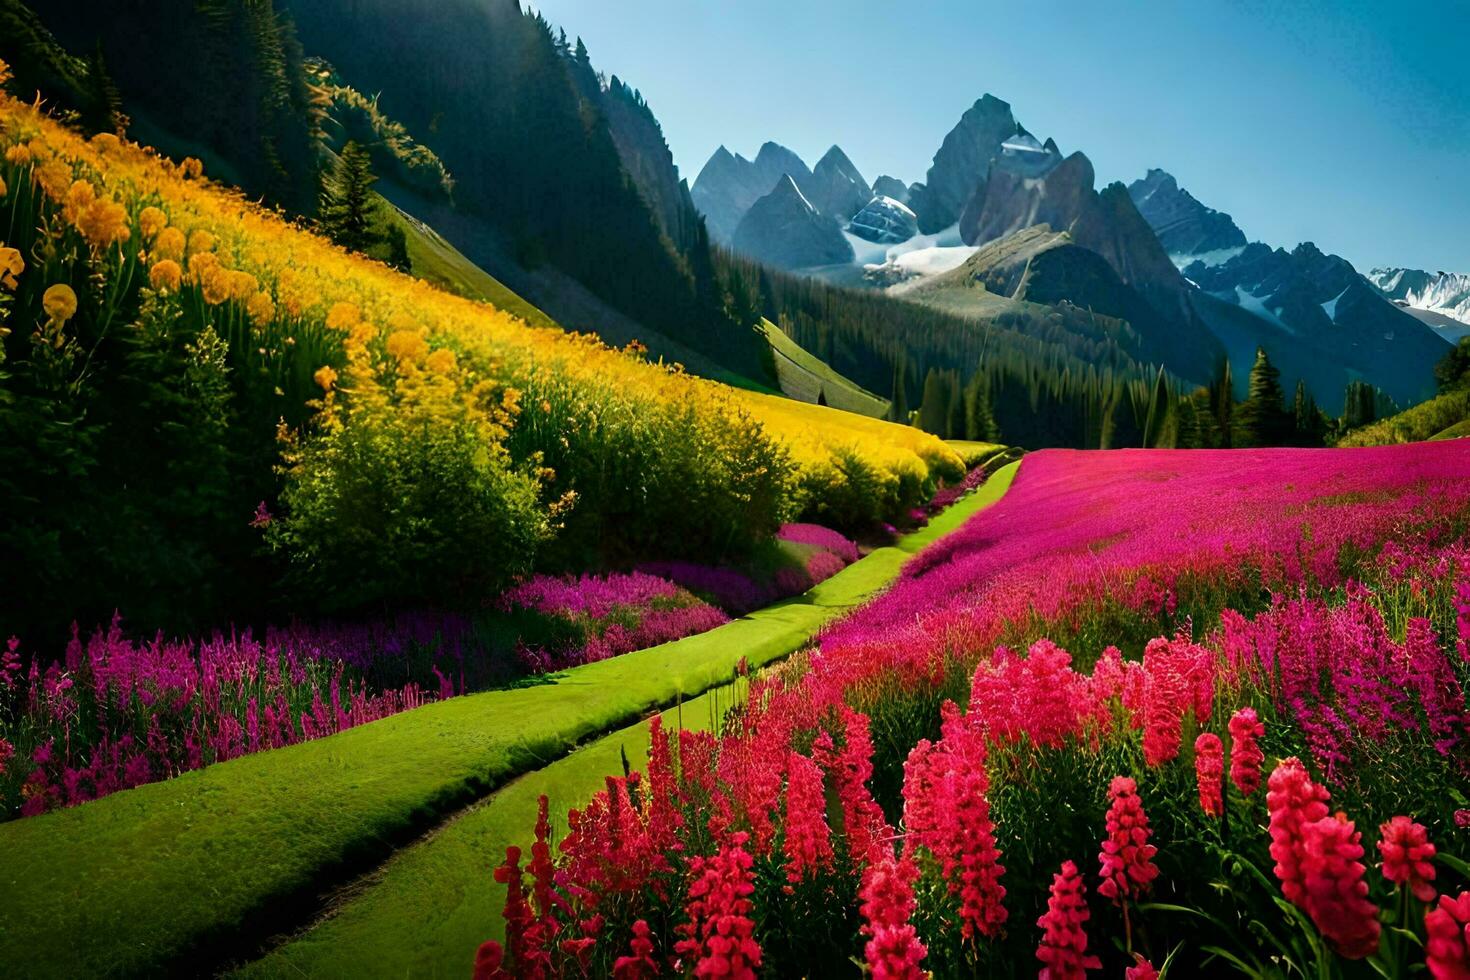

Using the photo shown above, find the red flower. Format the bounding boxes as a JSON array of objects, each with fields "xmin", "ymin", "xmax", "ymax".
[
  {"xmin": 1194, "ymin": 732, "xmax": 1224, "ymax": 818},
  {"xmin": 858, "ymin": 850, "xmax": 928, "ymax": 980},
  {"xmin": 1036, "ymin": 859, "xmax": 1101, "ymax": 979},
  {"xmin": 492, "ymin": 845, "xmax": 551, "ymax": 979},
  {"xmin": 1097, "ymin": 776, "xmax": 1159, "ymax": 904},
  {"xmin": 1300, "ymin": 812, "xmax": 1381, "ymax": 959},
  {"xmin": 1266, "ymin": 757, "xmax": 1330, "ymax": 908},
  {"xmin": 783, "ymin": 751, "xmax": 834, "ymax": 884},
  {"xmin": 612, "ymin": 919, "xmax": 660, "ymax": 979},
  {"xmin": 473, "ymin": 940, "xmax": 508, "ymax": 980},
  {"xmin": 900, "ymin": 703, "xmax": 1007, "ymax": 940},
  {"xmin": 1126, "ymin": 954, "xmax": 1159, "ymax": 980},
  {"xmin": 1139, "ymin": 636, "xmax": 1213, "ymax": 766},
  {"xmin": 814, "ymin": 707, "xmax": 892, "ymax": 868},
  {"xmin": 1379, "ymin": 815, "xmax": 1438, "ymax": 902},
  {"xmin": 1228, "ymin": 707, "xmax": 1266, "ymax": 796},
  {"xmin": 1426, "ymin": 891, "xmax": 1470, "ymax": 979},
  {"xmin": 673, "ymin": 831, "xmax": 762, "ymax": 978}
]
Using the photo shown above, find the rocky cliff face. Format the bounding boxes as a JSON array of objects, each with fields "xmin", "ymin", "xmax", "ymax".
[
  {"xmin": 810, "ymin": 145, "xmax": 871, "ymax": 220},
  {"xmin": 848, "ymin": 195, "xmax": 918, "ymax": 244},
  {"xmin": 732, "ymin": 175, "xmax": 854, "ymax": 270},
  {"xmin": 1126, "ymin": 169, "xmax": 1246, "ymax": 257},
  {"xmin": 960, "ymin": 152, "xmax": 1186, "ymax": 302},
  {"xmin": 691, "ymin": 141, "xmax": 817, "ymax": 242},
  {"xmin": 907, "ymin": 94, "xmax": 1020, "ymax": 234}
]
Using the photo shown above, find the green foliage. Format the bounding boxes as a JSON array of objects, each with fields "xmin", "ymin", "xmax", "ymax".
[
  {"xmin": 316, "ymin": 142, "xmax": 410, "ymax": 270},
  {"xmin": 270, "ymin": 409, "xmax": 547, "ymax": 611},
  {"xmin": 1435, "ymin": 335, "xmax": 1470, "ymax": 393},
  {"xmin": 1336, "ymin": 387, "xmax": 1470, "ymax": 447},
  {"xmin": 503, "ymin": 370, "xmax": 793, "ymax": 569}
]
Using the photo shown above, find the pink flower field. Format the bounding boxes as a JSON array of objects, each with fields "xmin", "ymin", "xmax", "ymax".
[{"xmin": 478, "ymin": 443, "xmax": 1470, "ymax": 978}]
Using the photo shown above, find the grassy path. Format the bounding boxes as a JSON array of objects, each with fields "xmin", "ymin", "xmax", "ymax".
[
  {"xmin": 0, "ymin": 463, "xmax": 1019, "ymax": 979},
  {"xmin": 235, "ymin": 461, "xmax": 1021, "ymax": 978}
]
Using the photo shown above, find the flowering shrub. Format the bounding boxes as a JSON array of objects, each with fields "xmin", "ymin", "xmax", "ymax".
[
  {"xmin": 500, "ymin": 572, "xmax": 729, "ymax": 672},
  {"xmin": 0, "ymin": 613, "xmax": 469, "ymax": 817},
  {"xmin": 478, "ymin": 445, "xmax": 1470, "ymax": 975}
]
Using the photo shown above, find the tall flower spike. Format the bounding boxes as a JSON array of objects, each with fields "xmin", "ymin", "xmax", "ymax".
[
  {"xmin": 1266, "ymin": 757, "xmax": 1330, "ymax": 908},
  {"xmin": 1097, "ymin": 776, "xmax": 1159, "ymax": 904},
  {"xmin": 1425, "ymin": 891, "xmax": 1470, "ymax": 979},
  {"xmin": 673, "ymin": 831, "xmax": 761, "ymax": 979},
  {"xmin": 783, "ymin": 750, "xmax": 834, "ymax": 885},
  {"xmin": 1194, "ymin": 732, "xmax": 1224, "ymax": 818},
  {"xmin": 858, "ymin": 851, "xmax": 928, "ymax": 980},
  {"xmin": 612, "ymin": 919, "xmax": 660, "ymax": 979},
  {"xmin": 1300, "ymin": 813, "xmax": 1381, "ymax": 959},
  {"xmin": 1036, "ymin": 860, "xmax": 1101, "ymax": 979},
  {"xmin": 1379, "ymin": 816, "xmax": 1437, "ymax": 903},
  {"xmin": 1228, "ymin": 707, "xmax": 1266, "ymax": 796}
]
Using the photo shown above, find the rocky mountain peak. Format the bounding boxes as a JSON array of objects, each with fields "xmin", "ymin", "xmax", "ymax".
[
  {"xmin": 1126, "ymin": 168, "xmax": 1246, "ymax": 258},
  {"xmin": 811, "ymin": 145, "xmax": 871, "ymax": 220}
]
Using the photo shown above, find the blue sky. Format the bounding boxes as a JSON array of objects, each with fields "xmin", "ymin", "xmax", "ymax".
[{"xmin": 531, "ymin": 0, "xmax": 1469, "ymax": 273}]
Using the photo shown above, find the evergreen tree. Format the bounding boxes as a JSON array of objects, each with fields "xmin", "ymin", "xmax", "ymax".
[
  {"xmin": 319, "ymin": 141, "xmax": 379, "ymax": 253},
  {"xmin": 962, "ymin": 371, "xmax": 999, "ymax": 442},
  {"xmin": 889, "ymin": 355, "xmax": 910, "ymax": 424},
  {"xmin": 82, "ymin": 43, "xmax": 125, "ymax": 135},
  {"xmin": 1142, "ymin": 365, "xmax": 1171, "ymax": 448},
  {"xmin": 917, "ymin": 369, "xmax": 950, "ymax": 436},
  {"xmin": 1342, "ymin": 379, "xmax": 1378, "ymax": 431},
  {"xmin": 1292, "ymin": 380, "xmax": 1326, "ymax": 446},
  {"xmin": 1209, "ymin": 357, "xmax": 1234, "ymax": 446},
  {"xmin": 1233, "ymin": 347, "xmax": 1292, "ymax": 447}
]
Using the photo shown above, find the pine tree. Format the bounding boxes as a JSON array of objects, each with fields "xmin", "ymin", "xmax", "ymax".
[
  {"xmin": 318, "ymin": 141, "xmax": 380, "ymax": 253},
  {"xmin": 1292, "ymin": 380, "xmax": 1325, "ymax": 446},
  {"xmin": 1209, "ymin": 357, "xmax": 1234, "ymax": 446},
  {"xmin": 1142, "ymin": 365, "xmax": 1170, "ymax": 448},
  {"xmin": 82, "ymin": 43, "xmax": 126, "ymax": 135},
  {"xmin": 1342, "ymin": 380, "xmax": 1377, "ymax": 431},
  {"xmin": 889, "ymin": 356, "xmax": 910, "ymax": 424},
  {"xmin": 1233, "ymin": 347, "xmax": 1291, "ymax": 447},
  {"xmin": 918, "ymin": 369, "xmax": 950, "ymax": 436}
]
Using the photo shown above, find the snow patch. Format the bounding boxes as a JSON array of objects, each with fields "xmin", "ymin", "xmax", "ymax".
[
  {"xmin": 1172, "ymin": 246, "xmax": 1245, "ymax": 271},
  {"xmin": 1234, "ymin": 286, "xmax": 1290, "ymax": 330},
  {"xmin": 1321, "ymin": 285, "xmax": 1349, "ymax": 322},
  {"xmin": 892, "ymin": 245, "xmax": 978, "ymax": 278}
]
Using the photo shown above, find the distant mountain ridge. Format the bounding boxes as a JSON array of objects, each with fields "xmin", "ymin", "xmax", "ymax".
[{"xmin": 1367, "ymin": 267, "xmax": 1470, "ymax": 334}]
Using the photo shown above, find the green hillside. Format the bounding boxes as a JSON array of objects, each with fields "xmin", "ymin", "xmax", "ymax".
[{"xmin": 760, "ymin": 318, "xmax": 890, "ymax": 418}]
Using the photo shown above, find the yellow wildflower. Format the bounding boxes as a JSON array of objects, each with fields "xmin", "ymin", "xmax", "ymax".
[
  {"xmin": 76, "ymin": 198, "xmax": 131, "ymax": 250},
  {"xmin": 424, "ymin": 347, "xmax": 457, "ymax": 375},
  {"xmin": 42, "ymin": 283, "xmax": 77, "ymax": 323},
  {"xmin": 153, "ymin": 226, "xmax": 186, "ymax": 261},
  {"xmin": 228, "ymin": 270, "xmax": 258, "ymax": 302},
  {"xmin": 346, "ymin": 321, "xmax": 377, "ymax": 349},
  {"xmin": 90, "ymin": 132, "xmax": 121, "ymax": 154},
  {"xmin": 313, "ymin": 365, "xmax": 338, "ymax": 391},
  {"xmin": 3, "ymin": 144, "xmax": 29, "ymax": 166},
  {"xmin": 199, "ymin": 265, "xmax": 230, "ymax": 306},
  {"xmin": 148, "ymin": 258, "xmax": 182, "ymax": 293},
  {"xmin": 138, "ymin": 206, "xmax": 168, "ymax": 241},
  {"xmin": 325, "ymin": 301, "xmax": 360, "ymax": 331},
  {"xmin": 0, "ymin": 246, "xmax": 22, "ymax": 290},
  {"xmin": 246, "ymin": 291, "xmax": 275, "ymax": 327},
  {"xmin": 0, "ymin": 174, "xmax": 7, "ymax": 198},
  {"xmin": 179, "ymin": 157, "xmax": 204, "ymax": 180},
  {"xmin": 385, "ymin": 329, "xmax": 428, "ymax": 364},
  {"xmin": 62, "ymin": 179, "xmax": 96, "ymax": 225},
  {"xmin": 187, "ymin": 251, "xmax": 219, "ymax": 279},
  {"xmin": 187, "ymin": 229, "xmax": 215, "ymax": 255}
]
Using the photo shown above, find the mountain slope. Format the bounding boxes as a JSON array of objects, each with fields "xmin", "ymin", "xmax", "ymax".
[
  {"xmin": 691, "ymin": 141, "xmax": 819, "ymax": 242},
  {"xmin": 1188, "ymin": 243, "xmax": 1447, "ymax": 407},
  {"xmin": 732, "ymin": 175, "xmax": 853, "ymax": 270}
]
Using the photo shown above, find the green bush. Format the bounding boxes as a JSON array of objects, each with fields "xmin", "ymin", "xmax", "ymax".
[{"xmin": 269, "ymin": 410, "xmax": 548, "ymax": 611}]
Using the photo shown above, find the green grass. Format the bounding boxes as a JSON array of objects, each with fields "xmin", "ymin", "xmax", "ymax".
[
  {"xmin": 236, "ymin": 462, "xmax": 1019, "ymax": 979},
  {"xmin": 0, "ymin": 463, "xmax": 1019, "ymax": 979},
  {"xmin": 379, "ymin": 193, "xmax": 558, "ymax": 329},
  {"xmin": 759, "ymin": 319, "xmax": 891, "ymax": 418},
  {"xmin": 945, "ymin": 439, "xmax": 1007, "ymax": 468}
]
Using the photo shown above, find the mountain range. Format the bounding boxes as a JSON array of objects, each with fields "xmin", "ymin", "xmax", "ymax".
[{"xmin": 688, "ymin": 91, "xmax": 1452, "ymax": 412}]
